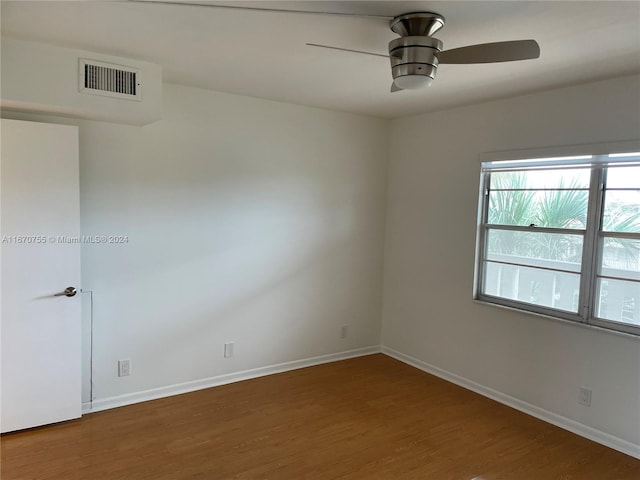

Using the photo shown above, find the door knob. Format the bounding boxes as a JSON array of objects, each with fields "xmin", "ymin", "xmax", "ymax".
[{"xmin": 54, "ymin": 287, "xmax": 77, "ymax": 297}]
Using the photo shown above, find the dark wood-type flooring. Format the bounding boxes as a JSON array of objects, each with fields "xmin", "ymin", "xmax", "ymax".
[{"xmin": 1, "ymin": 354, "xmax": 638, "ymax": 479}]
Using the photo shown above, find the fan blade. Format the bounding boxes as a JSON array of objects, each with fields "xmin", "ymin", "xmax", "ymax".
[
  {"xmin": 390, "ymin": 83, "xmax": 403, "ymax": 93},
  {"xmin": 306, "ymin": 43, "xmax": 389, "ymax": 58},
  {"xmin": 437, "ymin": 40, "xmax": 540, "ymax": 64},
  {"xmin": 128, "ymin": 1, "xmax": 394, "ymax": 19}
]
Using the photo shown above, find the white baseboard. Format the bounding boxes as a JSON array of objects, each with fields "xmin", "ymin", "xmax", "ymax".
[
  {"xmin": 382, "ymin": 346, "xmax": 640, "ymax": 460},
  {"xmin": 82, "ymin": 346, "xmax": 381, "ymax": 414}
]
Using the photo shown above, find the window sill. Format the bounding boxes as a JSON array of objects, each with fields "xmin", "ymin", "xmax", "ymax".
[{"xmin": 472, "ymin": 299, "xmax": 640, "ymax": 340}]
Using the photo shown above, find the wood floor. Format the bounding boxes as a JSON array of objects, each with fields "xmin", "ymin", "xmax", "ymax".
[{"xmin": 1, "ymin": 354, "xmax": 638, "ymax": 479}]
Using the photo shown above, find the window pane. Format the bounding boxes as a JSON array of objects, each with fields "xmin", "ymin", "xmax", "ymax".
[
  {"xmin": 601, "ymin": 238, "xmax": 640, "ymax": 281},
  {"xmin": 482, "ymin": 262, "xmax": 580, "ymax": 313},
  {"xmin": 488, "ymin": 189, "xmax": 588, "ymax": 228},
  {"xmin": 606, "ymin": 165, "xmax": 640, "ymax": 189},
  {"xmin": 486, "ymin": 230, "xmax": 582, "ymax": 272},
  {"xmin": 490, "ymin": 169, "xmax": 590, "ymax": 190},
  {"xmin": 596, "ymin": 278, "xmax": 640, "ymax": 326},
  {"xmin": 602, "ymin": 190, "xmax": 640, "ymax": 233}
]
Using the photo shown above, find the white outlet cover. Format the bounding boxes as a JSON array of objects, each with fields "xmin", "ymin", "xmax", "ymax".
[
  {"xmin": 578, "ymin": 387, "xmax": 592, "ymax": 406},
  {"xmin": 118, "ymin": 359, "xmax": 131, "ymax": 377},
  {"xmin": 340, "ymin": 325, "xmax": 348, "ymax": 339}
]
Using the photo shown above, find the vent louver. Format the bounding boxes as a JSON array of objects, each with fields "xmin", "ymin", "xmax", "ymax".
[{"xmin": 79, "ymin": 59, "xmax": 141, "ymax": 101}]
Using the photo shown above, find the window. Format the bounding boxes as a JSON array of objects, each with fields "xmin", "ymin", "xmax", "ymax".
[{"xmin": 475, "ymin": 147, "xmax": 640, "ymax": 336}]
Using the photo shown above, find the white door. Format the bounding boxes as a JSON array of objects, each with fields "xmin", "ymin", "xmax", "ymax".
[{"xmin": 1, "ymin": 119, "xmax": 81, "ymax": 433}]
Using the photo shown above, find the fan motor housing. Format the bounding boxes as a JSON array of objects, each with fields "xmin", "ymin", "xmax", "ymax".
[{"xmin": 389, "ymin": 36, "xmax": 443, "ymax": 84}]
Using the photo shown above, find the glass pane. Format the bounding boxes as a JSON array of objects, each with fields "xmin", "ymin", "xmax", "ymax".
[
  {"xmin": 601, "ymin": 238, "xmax": 640, "ymax": 281},
  {"xmin": 596, "ymin": 278, "xmax": 640, "ymax": 326},
  {"xmin": 488, "ymin": 189, "xmax": 588, "ymax": 228},
  {"xmin": 482, "ymin": 262, "xmax": 580, "ymax": 313},
  {"xmin": 486, "ymin": 230, "xmax": 582, "ymax": 272},
  {"xmin": 606, "ymin": 165, "xmax": 640, "ymax": 189},
  {"xmin": 602, "ymin": 190, "xmax": 640, "ymax": 233},
  {"xmin": 490, "ymin": 169, "xmax": 590, "ymax": 190}
]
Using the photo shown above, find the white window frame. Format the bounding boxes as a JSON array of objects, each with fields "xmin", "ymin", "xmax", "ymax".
[{"xmin": 474, "ymin": 140, "xmax": 640, "ymax": 336}]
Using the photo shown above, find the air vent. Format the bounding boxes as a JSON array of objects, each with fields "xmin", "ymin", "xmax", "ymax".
[{"xmin": 79, "ymin": 59, "xmax": 141, "ymax": 101}]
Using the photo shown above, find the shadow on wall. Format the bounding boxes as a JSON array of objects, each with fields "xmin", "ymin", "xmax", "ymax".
[
  {"xmin": 83, "ymin": 143, "xmax": 378, "ymax": 395},
  {"xmin": 135, "ymin": 232, "xmax": 361, "ymax": 383}
]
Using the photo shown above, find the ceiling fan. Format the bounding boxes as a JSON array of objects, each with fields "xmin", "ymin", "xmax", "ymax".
[
  {"xmin": 308, "ymin": 12, "xmax": 540, "ymax": 92},
  {"xmin": 131, "ymin": 2, "xmax": 541, "ymax": 92}
]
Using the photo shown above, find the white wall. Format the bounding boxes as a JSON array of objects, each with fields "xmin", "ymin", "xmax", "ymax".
[
  {"xmin": 85, "ymin": 84, "xmax": 389, "ymax": 401},
  {"xmin": 4, "ymin": 83, "xmax": 389, "ymax": 404},
  {"xmin": 382, "ymin": 74, "xmax": 640, "ymax": 451}
]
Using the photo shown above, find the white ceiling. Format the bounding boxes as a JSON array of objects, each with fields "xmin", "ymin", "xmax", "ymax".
[{"xmin": 2, "ymin": 1, "xmax": 639, "ymax": 118}]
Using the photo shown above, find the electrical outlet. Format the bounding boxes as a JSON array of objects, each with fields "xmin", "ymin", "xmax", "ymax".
[
  {"xmin": 118, "ymin": 359, "xmax": 131, "ymax": 377},
  {"xmin": 224, "ymin": 342, "xmax": 234, "ymax": 358},
  {"xmin": 340, "ymin": 325, "xmax": 348, "ymax": 339},
  {"xmin": 578, "ymin": 387, "xmax": 592, "ymax": 406}
]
